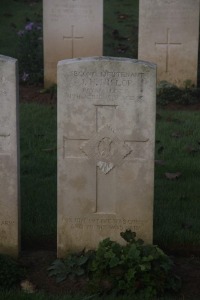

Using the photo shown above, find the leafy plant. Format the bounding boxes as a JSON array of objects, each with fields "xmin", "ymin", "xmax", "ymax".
[
  {"xmin": 0, "ymin": 254, "xmax": 25, "ymax": 290},
  {"xmin": 17, "ymin": 21, "xmax": 43, "ymax": 84},
  {"xmin": 89, "ymin": 230, "xmax": 181, "ymax": 297},
  {"xmin": 48, "ymin": 231, "xmax": 181, "ymax": 298},
  {"xmin": 48, "ymin": 250, "xmax": 94, "ymax": 283}
]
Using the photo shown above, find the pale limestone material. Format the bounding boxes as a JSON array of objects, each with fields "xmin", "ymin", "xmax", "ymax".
[
  {"xmin": 43, "ymin": 0, "xmax": 103, "ymax": 87},
  {"xmin": 138, "ymin": 0, "xmax": 200, "ymax": 87},
  {"xmin": 0, "ymin": 55, "xmax": 20, "ymax": 257},
  {"xmin": 57, "ymin": 57, "xmax": 156, "ymax": 257}
]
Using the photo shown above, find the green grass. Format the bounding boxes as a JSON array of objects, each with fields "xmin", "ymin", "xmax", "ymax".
[
  {"xmin": 0, "ymin": 0, "xmax": 42, "ymax": 58},
  {"xmin": 20, "ymin": 103, "xmax": 57, "ymax": 247},
  {"xmin": 0, "ymin": 290, "xmax": 183, "ymax": 300},
  {"xmin": 104, "ymin": 0, "xmax": 139, "ymax": 58},
  {"xmin": 154, "ymin": 110, "xmax": 200, "ymax": 251}
]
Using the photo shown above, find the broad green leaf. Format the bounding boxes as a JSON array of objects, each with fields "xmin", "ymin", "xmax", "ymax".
[
  {"xmin": 78, "ymin": 255, "xmax": 89, "ymax": 265},
  {"xmin": 109, "ymin": 256, "xmax": 120, "ymax": 268}
]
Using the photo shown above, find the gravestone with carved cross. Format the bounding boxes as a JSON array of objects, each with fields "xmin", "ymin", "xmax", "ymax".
[
  {"xmin": 0, "ymin": 55, "xmax": 20, "ymax": 257},
  {"xmin": 43, "ymin": 0, "xmax": 103, "ymax": 87},
  {"xmin": 138, "ymin": 0, "xmax": 200, "ymax": 87},
  {"xmin": 57, "ymin": 57, "xmax": 156, "ymax": 257}
]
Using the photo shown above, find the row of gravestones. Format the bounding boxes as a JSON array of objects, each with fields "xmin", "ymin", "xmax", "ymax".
[
  {"xmin": 43, "ymin": 0, "xmax": 200, "ymax": 88},
  {"xmin": 1, "ymin": 0, "xmax": 199, "ymax": 258},
  {"xmin": 0, "ymin": 54, "xmax": 156, "ymax": 258}
]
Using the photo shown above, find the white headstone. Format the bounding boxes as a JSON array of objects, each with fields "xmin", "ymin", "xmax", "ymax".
[
  {"xmin": 57, "ymin": 57, "xmax": 156, "ymax": 257},
  {"xmin": 43, "ymin": 0, "xmax": 103, "ymax": 87},
  {"xmin": 138, "ymin": 0, "xmax": 200, "ymax": 87},
  {"xmin": 0, "ymin": 55, "xmax": 20, "ymax": 257}
]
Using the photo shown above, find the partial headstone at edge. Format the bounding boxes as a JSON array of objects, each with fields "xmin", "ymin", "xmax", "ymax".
[
  {"xmin": 57, "ymin": 56, "xmax": 156, "ymax": 258},
  {"xmin": 0, "ymin": 55, "xmax": 20, "ymax": 257},
  {"xmin": 138, "ymin": 0, "xmax": 200, "ymax": 87},
  {"xmin": 43, "ymin": 0, "xmax": 103, "ymax": 87}
]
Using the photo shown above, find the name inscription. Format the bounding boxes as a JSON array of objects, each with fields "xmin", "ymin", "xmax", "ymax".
[{"xmin": 66, "ymin": 70, "xmax": 145, "ymax": 102}]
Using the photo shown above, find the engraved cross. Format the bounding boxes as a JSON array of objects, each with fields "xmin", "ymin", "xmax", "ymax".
[
  {"xmin": 63, "ymin": 104, "xmax": 149, "ymax": 214},
  {"xmin": 155, "ymin": 28, "xmax": 181, "ymax": 72},
  {"xmin": 63, "ymin": 25, "xmax": 83, "ymax": 58}
]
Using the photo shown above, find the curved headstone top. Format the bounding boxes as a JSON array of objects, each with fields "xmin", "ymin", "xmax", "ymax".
[
  {"xmin": 58, "ymin": 56, "xmax": 157, "ymax": 69},
  {"xmin": 0, "ymin": 55, "xmax": 17, "ymax": 61}
]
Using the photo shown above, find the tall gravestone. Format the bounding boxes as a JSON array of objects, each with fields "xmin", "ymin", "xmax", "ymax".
[
  {"xmin": 43, "ymin": 0, "xmax": 103, "ymax": 87},
  {"xmin": 138, "ymin": 0, "xmax": 200, "ymax": 87},
  {"xmin": 57, "ymin": 57, "xmax": 156, "ymax": 257},
  {"xmin": 0, "ymin": 55, "xmax": 20, "ymax": 257}
]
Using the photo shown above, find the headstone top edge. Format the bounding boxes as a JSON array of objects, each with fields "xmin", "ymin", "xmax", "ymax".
[
  {"xmin": 0, "ymin": 55, "xmax": 17, "ymax": 63},
  {"xmin": 58, "ymin": 56, "xmax": 157, "ymax": 69}
]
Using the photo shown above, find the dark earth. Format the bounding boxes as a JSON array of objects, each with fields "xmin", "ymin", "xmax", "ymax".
[{"xmin": 18, "ymin": 85, "xmax": 200, "ymax": 299}]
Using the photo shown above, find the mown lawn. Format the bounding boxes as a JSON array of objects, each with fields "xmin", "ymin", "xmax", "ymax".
[
  {"xmin": 154, "ymin": 110, "xmax": 200, "ymax": 251},
  {"xmin": 0, "ymin": 0, "xmax": 42, "ymax": 58},
  {"xmin": 0, "ymin": 290, "xmax": 181, "ymax": 300}
]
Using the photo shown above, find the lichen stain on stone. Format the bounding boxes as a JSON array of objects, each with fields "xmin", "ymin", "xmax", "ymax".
[{"xmin": 69, "ymin": 176, "xmax": 87, "ymax": 191}]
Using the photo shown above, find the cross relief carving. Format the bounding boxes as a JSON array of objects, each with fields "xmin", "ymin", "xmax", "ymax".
[
  {"xmin": 63, "ymin": 102, "xmax": 149, "ymax": 213},
  {"xmin": 155, "ymin": 28, "xmax": 182, "ymax": 72},
  {"xmin": 63, "ymin": 25, "xmax": 83, "ymax": 58},
  {"xmin": 63, "ymin": 104, "xmax": 149, "ymax": 174}
]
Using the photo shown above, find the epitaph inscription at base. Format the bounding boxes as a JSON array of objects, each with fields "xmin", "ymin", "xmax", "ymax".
[{"xmin": 57, "ymin": 57, "xmax": 156, "ymax": 257}]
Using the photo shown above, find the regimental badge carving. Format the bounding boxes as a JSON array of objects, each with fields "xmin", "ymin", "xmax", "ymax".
[{"xmin": 80, "ymin": 125, "xmax": 132, "ymax": 174}]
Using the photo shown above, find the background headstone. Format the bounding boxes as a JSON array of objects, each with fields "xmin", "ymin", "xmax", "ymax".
[
  {"xmin": 138, "ymin": 0, "xmax": 200, "ymax": 87},
  {"xmin": 0, "ymin": 55, "xmax": 20, "ymax": 257},
  {"xmin": 57, "ymin": 57, "xmax": 156, "ymax": 257},
  {"xmin": 43, "ymin": 0, "xmax": 103, "ymax": 87}
]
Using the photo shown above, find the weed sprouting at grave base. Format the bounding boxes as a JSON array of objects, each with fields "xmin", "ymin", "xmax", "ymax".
[{"xmin": 48, "ymin": 230, "xmax": 181, "ymax": 298}]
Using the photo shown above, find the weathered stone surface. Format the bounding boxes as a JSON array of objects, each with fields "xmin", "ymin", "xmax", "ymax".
[
  {"xmin": 43, "ymin": 0, "xmax": 103, "ymax": 87},
  {"xmin": 0, "ymin": 55, "xmax": 20, "ymax": 257},
  {"xmin": 138, "ymin": 0, "xmax": 200, "ymax": 87},
  {"xmin": 57, "ymin": 57, "xmax": 156, "ymax": 257}
]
